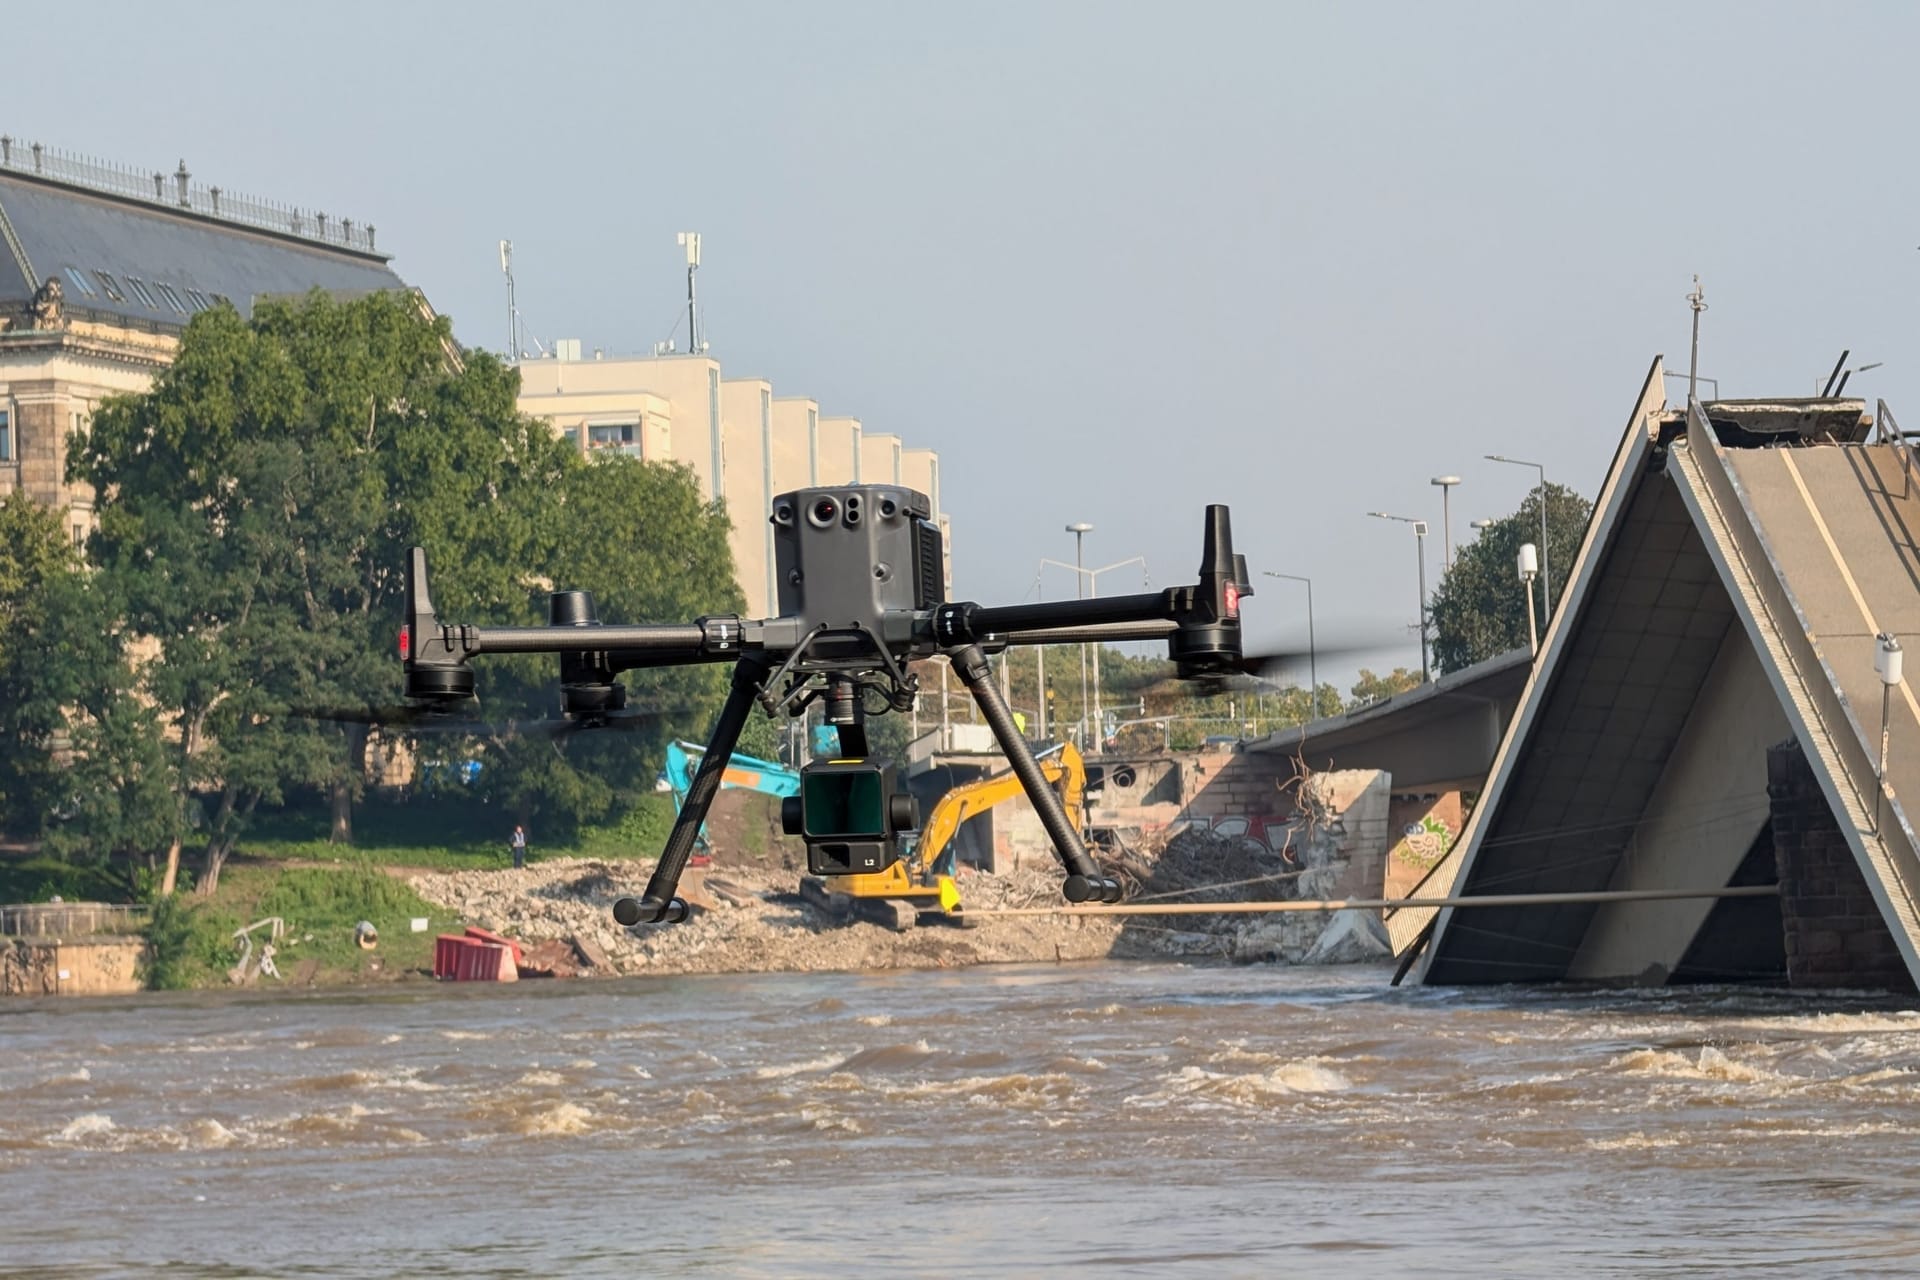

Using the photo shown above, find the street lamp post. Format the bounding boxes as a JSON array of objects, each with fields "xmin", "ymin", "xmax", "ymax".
[
  {"xmin": 1486, "ymin": 454, "xmax": 1551, "ymax": 617},
  {"xmin": 1430, "ymin": 475, "xmax": 1461, "ymax": 571},
  {"xmin": 1067, "ymin": 522, "xmax": 1095, "ymax": 744},
  {"xmin": 1518, "ymin": 543, "xmax": 1540, "ymax": 657},
  {"xmin": 1042, "ymin": 550, "xmax": 1149, "ymax": 745},
  {"xmin": 1263, "ymin": 571, "xmax": 1316, "ymax": 715},
  {"xmin": 1367, "ymin": 511, "xmax": 1431, "ymax": 682}
]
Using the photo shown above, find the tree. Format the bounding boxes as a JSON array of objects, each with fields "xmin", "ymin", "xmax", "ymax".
[
  {"xmin": 1349, "ymin": 668, "xmax": 1422, "ymax": 705},
  {"xmin": 70, "ymin": 291, "xmax": 574, "ymax": 891},
  {"xmin": 471, "ymin": 452, "xmax": 740, "ymax": 834},
  {"xmin": 0, "ymin": 497, "xmax": 181, "ymax": 885},
  {"xmin": 1427, "ymin": 481, "xmax": 1591, "ymax": 674},
  {"xmin": 0, "ymin": 493, "xmax": 88, "ymax": 833}
]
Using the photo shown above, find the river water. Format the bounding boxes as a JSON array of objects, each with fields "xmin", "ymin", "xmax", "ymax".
[{"xmin": 6, "ymin": 962, "xmax": 1920, "ymax": 1277}]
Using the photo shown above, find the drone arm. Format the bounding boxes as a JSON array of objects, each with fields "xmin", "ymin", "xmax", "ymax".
[
  {"xmin": 948, "ymin": 644, "xmax": 1120, "ymax": 905},
  {"xmin": 613, "ymin": 657, "xmax": 770, "ymax": 928},
  {"xmin": 932, "ymin": 590, "xmax": 1171, "ymax": 644},
  {"xmin": 469, "ymin": 622, "xmax": 713, "ymax": 655},
  {"xmin": 987, "ymin": 619, "xmax": 1178, "ymax": 648}
]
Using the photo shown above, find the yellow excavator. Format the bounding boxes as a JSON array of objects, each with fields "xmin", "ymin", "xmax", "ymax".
[{"xmin": 799, "ymin": 742, "xmax": 1089, "ymax": 931}]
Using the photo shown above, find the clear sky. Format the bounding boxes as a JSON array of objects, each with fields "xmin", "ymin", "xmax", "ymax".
[{"xmin": 11, "ymin": 1, "xmax": 1916, "ymax": 680}]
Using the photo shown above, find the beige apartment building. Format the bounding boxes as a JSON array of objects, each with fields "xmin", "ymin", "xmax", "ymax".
[{"xmin": 515, "ymin": 350, "xmax": 951, "ymax": 619}]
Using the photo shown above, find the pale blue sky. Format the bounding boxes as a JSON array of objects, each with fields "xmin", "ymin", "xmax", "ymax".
[{"xmin": 12, "ymin": 1, "xmax": 1917, "ymax": 675}]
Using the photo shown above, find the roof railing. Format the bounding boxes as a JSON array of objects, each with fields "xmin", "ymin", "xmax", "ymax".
[{"xmin": 0, "ymin": 135, "xmax": 379, "ymax": 257}]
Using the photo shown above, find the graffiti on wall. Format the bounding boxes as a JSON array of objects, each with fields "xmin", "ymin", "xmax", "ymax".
[{"xmin": 1393, "ymin": 813, "xmax": 1454, "ymax": 872}]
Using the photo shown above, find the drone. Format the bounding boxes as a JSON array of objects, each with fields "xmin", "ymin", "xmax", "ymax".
[{"xmin": 399, "ymin": 484, "xmax": 1250, "ymax": 930}]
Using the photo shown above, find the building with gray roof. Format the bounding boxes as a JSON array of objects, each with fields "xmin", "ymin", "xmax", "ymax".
[{"xmin": 0, "ymin": 137, "xmax": 414, "ymax": 529}]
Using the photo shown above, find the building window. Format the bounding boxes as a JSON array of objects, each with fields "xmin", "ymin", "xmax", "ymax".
[
  {"xmin": 155, "ymin": 283, "xmax": 189, "ymax": 314},
  {"xmin": 64, "ymin": 266, "xmax": 98, "ymax": 297},
  {"xmin": 185, "ymin": 288, "xmax": 210, "ymax": 311},
  {"xmin": 0, "ymin": 410, "xmax": 10, "ymax": 462},
  {"xmin": 126, "ymin": 278, "xmax": 160, "ymax": 309},
  {"xmin": 587, "ymin": 423, "xmax": 638, "ymax": 451},
  {"xmin": 93, "ymin": 270, "xmax": 126, "ymax": 302}
]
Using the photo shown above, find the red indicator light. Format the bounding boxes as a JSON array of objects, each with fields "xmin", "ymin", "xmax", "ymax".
[
  {"xmin": 398, "ymin": 625, "xmax": 410, "ymax": 660},
  {"xmin": 1224, "ymin": 583, "xmax": 1240, "ymax": 618}
]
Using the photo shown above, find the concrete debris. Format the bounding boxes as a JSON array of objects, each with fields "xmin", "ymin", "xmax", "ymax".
[{"xmin": 406, "ymin": 812, "xmax": 1393, "ymax": 978}]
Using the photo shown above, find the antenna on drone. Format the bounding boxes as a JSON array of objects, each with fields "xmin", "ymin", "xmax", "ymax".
[
  {"xmin": 677, "ymin": 231, "xmax": 708, "ymax": 355},
  {"xmin": 500, "ymin": 239, "xmax": 519, "ymax": 360}
]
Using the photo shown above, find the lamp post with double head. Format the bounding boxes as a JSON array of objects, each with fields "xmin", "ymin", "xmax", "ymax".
[{"xmin": 1367, "ymin": 512, "xmax": 1431, "ymax": 682}]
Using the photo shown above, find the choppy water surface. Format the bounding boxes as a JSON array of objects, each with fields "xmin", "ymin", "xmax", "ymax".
[{"xmin": 7, "ymin": 963, "xmax": 1920, "ymax": 1277}]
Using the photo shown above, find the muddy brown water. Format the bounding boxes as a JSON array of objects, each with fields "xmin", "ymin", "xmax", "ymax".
[{"xmin": 6, "ymin": 962, "xmax": 1920, "ymax": 1277}]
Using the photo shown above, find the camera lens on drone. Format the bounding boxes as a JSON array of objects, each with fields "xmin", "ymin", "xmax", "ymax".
[{"xmin": 809, "ymin": 497, "xmax": 838, "ymax": 527}]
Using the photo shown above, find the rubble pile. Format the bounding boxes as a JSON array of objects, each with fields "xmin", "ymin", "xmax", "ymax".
[
  {"xmin": 403, "ymin": 819, "xmax": 1392, "ymax": 981},
  {"xmin": 407, "ymin": 859, "xmax": 1127, "ymax": 978}
]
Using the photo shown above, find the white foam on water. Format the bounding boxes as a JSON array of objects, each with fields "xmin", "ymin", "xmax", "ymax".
[
  {"xmin": 518, "ymin": 1070, "xmax": 568, "ymax": 1087},
  {"xmin": 752, "ymin": 1053, "xmax": 845, "ymax": 1080},
  {"xmin": 440, "ymin": 1030, "xmax": 491, "ymax": 1041},
  {"xmin": 569, "ymin": 1058, "xmax": 597, "ymax": 1070},
  {"xmin": 1589, "ymin": 1131, "xmax": 1684, "ymax": 1151},
  {"xmin": 1841, "ymin": 1067, "xmax": 1914, "ymax": 1086},
  {"xmin": 516, "ymin": 1102, "xmax": 596, "ymax": 1137},
  {"xmin": 886, "ymin": 1072, "xmax": 1077, "ymax": 1109},
  {"xmin": 189, "ymin": 1118, "xmax": 239, "ymax": 1149},
  {"xmin": 359, "ymin": 1068, "xmax": 443, "ymax": 1093},
  {"xmin": 1611, "ymin": 1047, "xmax": 1774, "ymax": 1084},
  {"xmin": 55, "ymin": 1114, "xmax": 115, "ymax": 1142},
  {"xmin": 855, "ymin": 1014, "xmax": 893, "ymax": 1027},
  {"xmin": 1125, "ymin": 1059, "xmax": 1355, "ymax": 1111},
  {"xmin": 797, "ymin": 1105, "xmax": 863, "ymax": 1135}
]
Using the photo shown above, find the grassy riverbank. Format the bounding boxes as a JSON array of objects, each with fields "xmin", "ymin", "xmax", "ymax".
[
  {"xmin": 0, "ymin": 790, "xmax": 770, "ymax": 990},
  {"xmin": 144, "ymin": 863, "xmax": 455, "ymax": 989}
]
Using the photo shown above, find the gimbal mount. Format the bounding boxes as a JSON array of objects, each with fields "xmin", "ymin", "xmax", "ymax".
[{"xmin": 399, "ymin": 484, "xmax": 1247, "ymax": 930}]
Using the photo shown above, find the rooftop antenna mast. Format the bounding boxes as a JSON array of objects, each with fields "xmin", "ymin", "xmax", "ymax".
[
  {"xmin": 678, "ymin": 231, "xmax": 707, "ymax": 354},
  {"xmin": 500, "ymin": 239, "xmax": 519, "ymax": 359},
  {"xmin": 1687, "ymin": 274, "xmax": 1707, "ymax": 404}
]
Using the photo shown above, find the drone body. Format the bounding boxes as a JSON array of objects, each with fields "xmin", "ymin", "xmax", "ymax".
[{"xmin": 400, "ymin": 484, "xmax": 1247, "ymax": 930}]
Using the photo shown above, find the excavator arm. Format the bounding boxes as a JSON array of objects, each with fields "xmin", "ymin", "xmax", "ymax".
[{"xmin": 842, "ymin": 743, "xmax": 1086, "ymax": 903}]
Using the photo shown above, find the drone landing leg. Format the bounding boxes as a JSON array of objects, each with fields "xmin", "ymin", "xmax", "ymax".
[
  {"xmin": 949, "ymin": 645, "xmax": 1121, "ymax": 904},
  {"xmin": 614, "ymin": 660, "xmax": 768, "ymax": 928}
]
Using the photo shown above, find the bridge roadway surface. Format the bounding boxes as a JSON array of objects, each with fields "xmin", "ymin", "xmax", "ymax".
[{"xmin": 1725, "ymin": 443, "xmax": 1920, "ymax": 828}]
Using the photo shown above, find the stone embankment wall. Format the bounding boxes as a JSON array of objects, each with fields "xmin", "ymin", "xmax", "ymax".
[
  {"xmin": 1768, "ymin": 741, "xmax": 1916, "ymax": 992},
  {"xmin": 1, "ymin": 938, "xmax": 149, "ymax": 996}
]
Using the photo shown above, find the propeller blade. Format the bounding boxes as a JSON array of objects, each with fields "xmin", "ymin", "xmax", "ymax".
[{"xmin": 291, "ymin": 703, "xmax": 691, "ymax": 738}]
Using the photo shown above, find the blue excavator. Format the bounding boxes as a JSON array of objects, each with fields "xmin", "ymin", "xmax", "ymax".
[{"xmin": 658, "ymin": 740, "xmax": 803, "ymax": 856}]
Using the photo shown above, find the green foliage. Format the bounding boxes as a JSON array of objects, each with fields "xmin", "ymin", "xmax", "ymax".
[
  {"xmin": 143, "ymin": 864, "xmax": 449, "ymax": 990},
  {"xmin": 1349, "ymin": 667, "xmax": 1424, "ymax": 705},
  {"xmin": 0, "ymin": 856, "xmax": 123, "ymax": 904},
  {"xmin": 0, "ymin": 493, "xmax": 84, "ymax": 830},
  {"xmin": 64, "ymin": 291, "xmax": 736, "ymax": 885},
  {"xmin": 1428, "ymin": 481, "xmax": 1591, "ymax": 674}
]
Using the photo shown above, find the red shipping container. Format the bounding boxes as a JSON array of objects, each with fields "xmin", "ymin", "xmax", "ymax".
[{"xmin": 463, "ymin": 926, "xmax": 523, "ymax": 967}]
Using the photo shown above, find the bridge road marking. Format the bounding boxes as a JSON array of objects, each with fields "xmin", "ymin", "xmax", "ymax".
[{"xmin": 1779, "ymin": 450, "xmax": 1920, "ymax": 731}]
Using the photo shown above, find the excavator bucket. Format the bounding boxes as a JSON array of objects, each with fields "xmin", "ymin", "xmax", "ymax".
[{"xmin": 937, "ymin": 876, "xmax": 961, "ymax": 914}]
